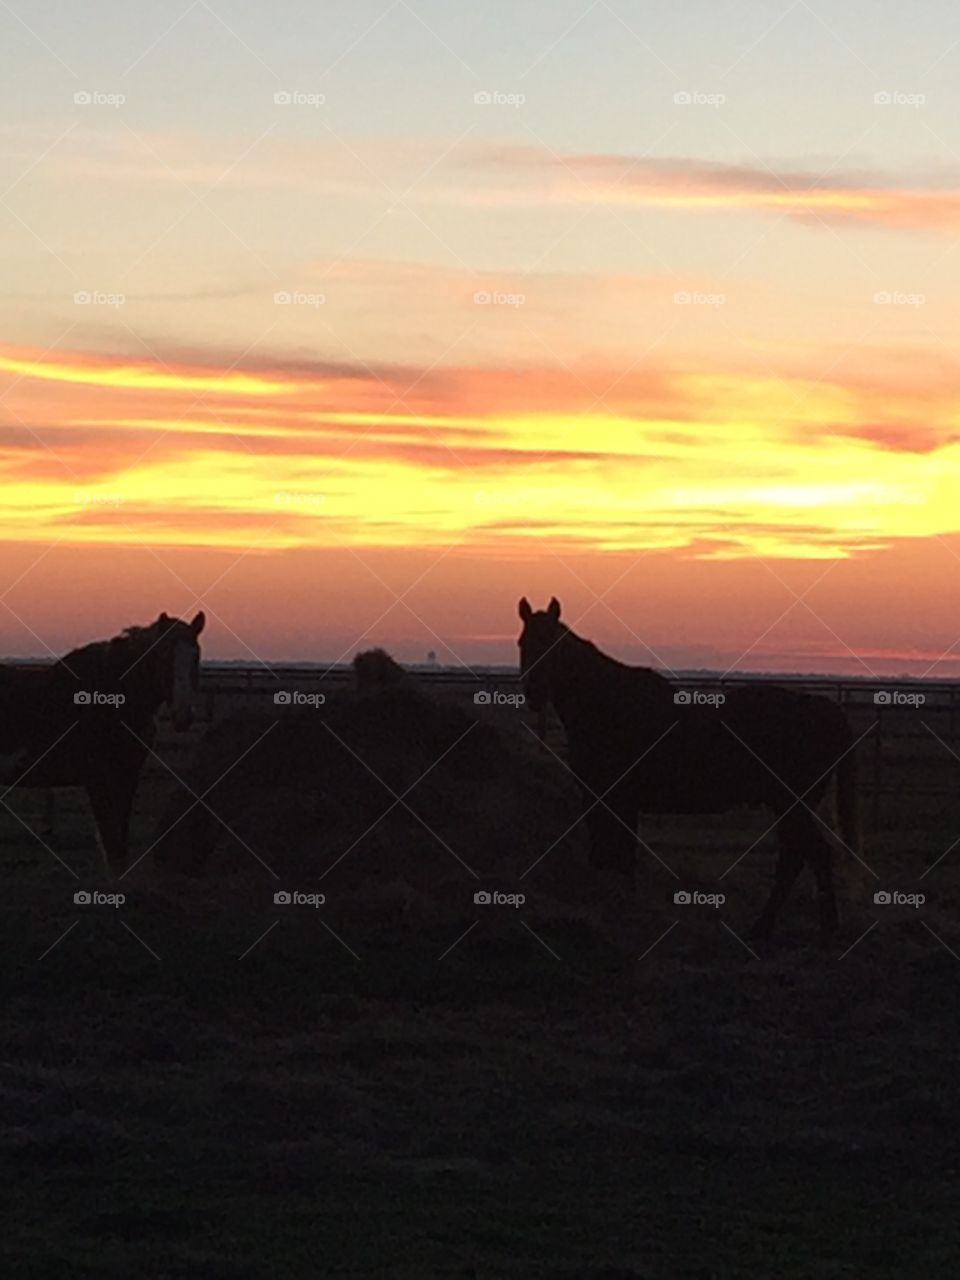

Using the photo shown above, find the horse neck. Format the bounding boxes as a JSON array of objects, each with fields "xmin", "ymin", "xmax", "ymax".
[
  {"xmin": 549, "ymin": 633, "xmax": 671, "ymax": 728},
  {"xmin": 62, "ymin": 635, "xmax": 165, "ymax": 722},
  {"xmin": 549, "ymin": 633, "xmax": 620, "ymax": 722}
]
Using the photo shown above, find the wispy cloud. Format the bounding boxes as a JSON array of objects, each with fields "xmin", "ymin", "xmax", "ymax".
[{"xmin": 10, "ymin": 124, "xmax": 960, "ymax": 234}]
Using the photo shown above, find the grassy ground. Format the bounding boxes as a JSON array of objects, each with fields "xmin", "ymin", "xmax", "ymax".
[{"xmin": 1, "ymin": 687, "xmax": 958, "ymax": 1278}]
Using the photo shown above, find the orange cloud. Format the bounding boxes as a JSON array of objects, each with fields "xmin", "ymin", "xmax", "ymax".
[{"xmin": 3, "ymin": 341, "xmax": 960, "ymax": 566}]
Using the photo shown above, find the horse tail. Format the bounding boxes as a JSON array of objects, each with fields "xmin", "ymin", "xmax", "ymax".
[{"xmin": 834, "ymin": 744, "xmax": 864, "ymax": 897}]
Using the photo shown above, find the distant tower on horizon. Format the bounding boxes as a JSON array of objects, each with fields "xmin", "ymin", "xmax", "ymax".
[{"xmin": 427, "ymin": 650, "xmax": 438, "ymax": 666}]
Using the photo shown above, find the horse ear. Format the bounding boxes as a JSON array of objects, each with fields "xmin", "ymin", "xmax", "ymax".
[
  {"xmin": 518, "ymin": 597, "xmax": 532, "ymax": 622},
  {"xmin": 191, "ymin": 611, "xmax": 206, "ymax": 635},
  {"xmin": 547, "ymin": 597, "xmax": 561, "ymax": 621},
  {"xmin": 158, "ymin": 612, "xmax": 170, "ymax": 624}
]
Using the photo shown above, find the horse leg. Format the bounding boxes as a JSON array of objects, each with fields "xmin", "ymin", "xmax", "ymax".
[
  {"xmin": 583, "ymin": 787, "xmax": 637, "ymax": 882},
  {"xmin": 749, "ymin": 812, "xmax": 805, "ymax": 941},
  {"xmin": 805, "ymin": 820, "xmax": 839, "ymax": 945},
  {"xmin": 86, "ymin": 774, "xmax": 136, "ymax": 878}
]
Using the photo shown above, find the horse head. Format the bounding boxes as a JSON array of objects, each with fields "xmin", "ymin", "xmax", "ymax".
[
  {"xmin": 517, "ymin": 596, "xmax": 565, "ymax": 718},
  {"xmin": 150, "ymin": 610, "xmax": 205, "ymax": 730}
]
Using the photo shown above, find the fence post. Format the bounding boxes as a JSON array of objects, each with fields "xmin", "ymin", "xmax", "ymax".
[{"xmin": 871, "ymin": 697, "xmax": 882, "ymax": 833}]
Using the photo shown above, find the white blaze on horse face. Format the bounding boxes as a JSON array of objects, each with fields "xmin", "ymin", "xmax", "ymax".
[{"xmin": 170, "ymin": 638, "xmax": 196, "ymax": 729}]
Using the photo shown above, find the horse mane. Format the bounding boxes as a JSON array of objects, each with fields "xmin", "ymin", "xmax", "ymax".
[
  {"xmin": 565, "ymin": 626, "xmax": 673, "ymax": 697},
  {"xmin": 570, "ymin": 627, "xmax": 670, "ymax": 680},
  {"xmin": 56, "ymin": 620, "xmax": 170, "ymax": 681}
]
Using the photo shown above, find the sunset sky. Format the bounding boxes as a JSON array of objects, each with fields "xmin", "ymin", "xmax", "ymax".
[{"xmin": 3, "ymin": 0, "xmax": 960, "ymax": 673}]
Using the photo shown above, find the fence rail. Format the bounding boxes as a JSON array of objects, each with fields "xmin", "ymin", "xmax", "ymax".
[
  {"xmin": 195, "ymin": 664, "xmax": 960, "ymax": 718},
  {"xmin": 8, "ymin": 662, "xmax": 956, "ymax": 812},
  {"xmin": 192, "ymin": 667, "xmax": 960, "ymax": 817}
]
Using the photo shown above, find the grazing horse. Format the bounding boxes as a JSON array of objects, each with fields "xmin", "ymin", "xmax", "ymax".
[
  {"xmin": 0, "ymin": 611, "xmax": 205, "ymax": 874},
  {"xmin": 517, "ymin": 597, "xmax": 860, "ymax": 942}
]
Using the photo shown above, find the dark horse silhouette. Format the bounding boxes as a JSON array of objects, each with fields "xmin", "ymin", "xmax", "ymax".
[
  {"xmin": 0, "ymin": 611, "xmax": 205, "ymax": 874},
  {"xmin": 517, "ymin": 597, "xmax": 860, "ymax": 942},
  {"xmin": 353, "ymin": 648, "xmax": 409, "ymax": 695}
]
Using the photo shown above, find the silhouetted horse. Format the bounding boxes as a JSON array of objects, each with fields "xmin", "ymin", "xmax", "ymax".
[
  {"xmin": 0, "ymin": 611, "xmax": 205, "ymax": 874},
  {"xmin": 354, "ymin": 648, "xmax": 409, "ymax": 695},
  {"xmin": 517, "ymin": 598, "xmax": 860, "ymax": 941}
]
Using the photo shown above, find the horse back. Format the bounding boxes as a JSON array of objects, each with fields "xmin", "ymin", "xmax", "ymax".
[
  {"xmin": 0, "ymin": 665, "xmax": 60, "ymax": 754},
  {"xmin": 672, "ymin": 683, "xmax": 852, "ymax": 810},
  {"xmin": 566, "ymin": 680, "xmax": 852, "ymax": 816}
]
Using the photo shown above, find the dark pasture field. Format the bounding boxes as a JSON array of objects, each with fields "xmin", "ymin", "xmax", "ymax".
[{"xmin": 1, "ymin": 676, "xmax": 959, "ymax": 1278}]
